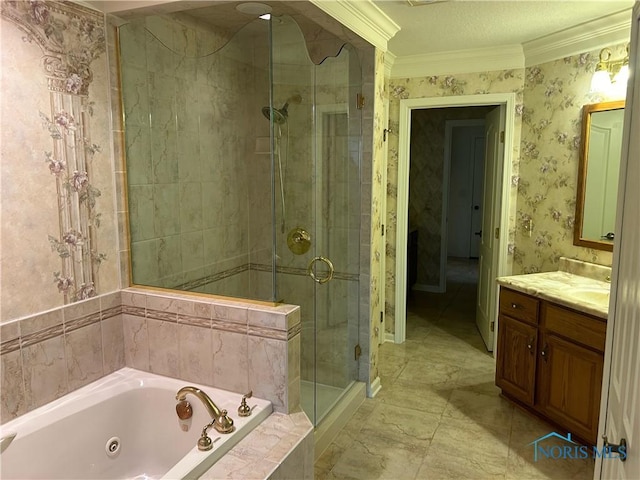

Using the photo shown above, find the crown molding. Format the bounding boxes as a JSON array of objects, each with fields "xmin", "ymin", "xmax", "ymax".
[
  {"xmin": 389, "ymin": 44, "xmax": 524, "ymax": 79},
  {"xmin": 384, "ymin": 50, "xmax": 396, "ymax": 78},
  {"xmin": 84, "ymin": 1, "xmax": 185, "ymax": 14},
  {"xmin": 388, "ymin": 8, "xmax": 632, "ymax": 79},
  {"xmin": 523, "ymin": 9, "xmax": 632, "ymax": 66},
  {"xmin": 309, "ymin": 0, "xmax": 400, "ymax": 52}
]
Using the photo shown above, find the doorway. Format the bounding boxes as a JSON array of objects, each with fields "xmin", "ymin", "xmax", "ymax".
[
  {"xmin": 394, "ymin": 93, "xmax": 516, "ymax": 349},
  {"xmin": 446, "ymin": 120, "xmax": 486, "ymax": 261},
  {"xmin": 408, "ymin": 109, "xmax": 492, "ymax": 295}
]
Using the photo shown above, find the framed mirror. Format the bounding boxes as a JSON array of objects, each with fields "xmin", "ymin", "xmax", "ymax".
[{"xmin": 574, "ymin": 100, "xmax": 625, "ymax": 252}]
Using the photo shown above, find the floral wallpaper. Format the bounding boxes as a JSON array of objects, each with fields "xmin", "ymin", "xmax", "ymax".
[
  {"xmin": 384, "ymin": 43, "xmax": 624, "ymax": 335},
  {"xmin": 385, "ymin": 69, "xmax": 525, "ymax": 334},
  {"xmin": 1, "ymin": 1, "xmax": 118, "ymax": 322},
  {"xmin": 514, "ymin": 45, "xmax": 622, "ymax": 273},
  {"xmin": 367, "ymin": 47, "xmax": 386, "ymax": 385}
]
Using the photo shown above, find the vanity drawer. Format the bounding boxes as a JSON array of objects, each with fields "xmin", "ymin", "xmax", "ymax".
[
  {"xmin": 500, "ymin": 288, "xmax": 539, "ymax": 325},
  {"xmin": 542, "ymin": 303, "xmax": 606, "ymax": 352}
]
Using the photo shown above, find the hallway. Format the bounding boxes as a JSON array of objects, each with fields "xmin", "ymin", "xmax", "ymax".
[{"xmin": 315, "ymin": 260, "xmax": 594, "ymax": 479}]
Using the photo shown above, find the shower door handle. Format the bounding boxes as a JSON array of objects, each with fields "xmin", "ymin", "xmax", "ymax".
[{"xmin": 307, "ymin": 256, "xmax": 334, "ymax": 284}]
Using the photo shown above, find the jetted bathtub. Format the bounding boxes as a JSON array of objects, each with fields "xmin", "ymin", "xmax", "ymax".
[{"xmin": 0, "ymin": 368, "xmax": 272, "ymax": 479}]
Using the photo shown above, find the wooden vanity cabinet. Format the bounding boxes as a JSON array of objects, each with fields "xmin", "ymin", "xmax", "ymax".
[
  {"xmin": 495, "ymin": 287, "xmax": 606, "ymax": 445},
  {"xmin": 537, "ymin": 303, "xmax": 605, "ymax": 443},
  {"xmin": 495, "ymin": 289, "xmax": 539, "ymax": 406}
]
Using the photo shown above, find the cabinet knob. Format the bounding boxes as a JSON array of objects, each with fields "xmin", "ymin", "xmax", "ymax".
[
  {"xmin": 540, "ymin": 344, "xmax": 548, "ymax": 361},
  {"xmin": 527, "ymin": 338, "xmax": 534, "ymax": 353},
  {"xmin": 511, "ymin": 303, "xmax": 518, "ymax": 309}
]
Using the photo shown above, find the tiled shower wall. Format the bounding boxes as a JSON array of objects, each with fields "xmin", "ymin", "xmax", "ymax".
[
  {"xmin": 119, "ymin": 13, "xmax": 261, "ymax": 294},
  {"xmin": 114, "ymin": 6, "xmax": 377, "ymax": 394}
]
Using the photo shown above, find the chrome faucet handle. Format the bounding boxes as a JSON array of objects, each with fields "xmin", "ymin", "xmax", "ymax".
[
  {"xmin": 214, "ymin": 409, "xmax": 234, "ymax": 434},
  {"xmin": 238, "ymin": 391, "xmax": 253, "ymax": 417}
]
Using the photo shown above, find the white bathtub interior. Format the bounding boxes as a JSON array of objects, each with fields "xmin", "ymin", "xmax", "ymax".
[{"xmin": 0, "ymin": 368, "xmax": 272, "ymax": 480}]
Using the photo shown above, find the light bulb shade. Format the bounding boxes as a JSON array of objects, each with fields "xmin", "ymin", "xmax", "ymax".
[
  {"xmin": 613, "ymin": 64, "xmax": 629, "ymax": 86},
  {"xmin": 612, "ymin": 65, "xmax": 630, "ymax": 98},
  {"xmin": 590, "ymin": 70, "xmax": 612, "ymax": 93}
]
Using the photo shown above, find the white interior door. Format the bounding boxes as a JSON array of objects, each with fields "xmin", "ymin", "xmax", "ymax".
[
  {"xmin": 469, "ymin": 133, "xmax": 485, "ymax": 259},
  {"xmin": 447, "ymin": 123, "xmax": 485, "ymax": 258},
  {"xmin": 597, "ymin": 4, "xmax": 640, "ymax": 478},
  {"xmin": 475, "ymin": 106, "xmax": 505, "ymax": 351}
]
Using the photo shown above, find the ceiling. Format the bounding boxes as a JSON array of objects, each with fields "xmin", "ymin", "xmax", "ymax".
[
  {"xmin": 371, "ymin": 0, "xmax": 634, "ymax": 58},
  {"xmin": 88, "ymin": 0, "xmax": 634, "ymax": 72}
]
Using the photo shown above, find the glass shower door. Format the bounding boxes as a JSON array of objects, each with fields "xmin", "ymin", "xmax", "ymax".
[
  {"xmin": 269, "ymin": 16, "xmax": 361, "ymax": 427},
  {"xmin": 308, "ymin": 44, "xmax": 362, "ymax": 425}
]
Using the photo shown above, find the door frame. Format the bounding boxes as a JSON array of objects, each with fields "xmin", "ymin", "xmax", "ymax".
[
  {"xmin": 379, "ymin": 100, "xmax": 389, "ymax": 346},
  {"xmin": 394, "ymin": 93, "xmax": 516, "ymax": 345},
  {"xmin": 443, "ymin": 118, "xmax": 486, "ymax": 279},
  {"xmin": 596, "ymin": 2, "xmax": 640, "ymax": 476}
]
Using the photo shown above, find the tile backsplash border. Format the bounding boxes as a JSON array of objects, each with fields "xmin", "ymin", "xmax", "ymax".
[{"xmin": 1, "ymin": 288, "xmax": 301, "ymax": 424}]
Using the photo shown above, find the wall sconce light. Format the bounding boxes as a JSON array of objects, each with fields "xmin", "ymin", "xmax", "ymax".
[{"xmin": 590, "ymin": 45, "xmax": 630, "ymax": 97}]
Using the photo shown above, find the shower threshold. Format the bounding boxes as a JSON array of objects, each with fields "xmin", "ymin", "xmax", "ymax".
[{"xmin": 301, "ymin": 380, "xmax": 366, "ymax": 461}]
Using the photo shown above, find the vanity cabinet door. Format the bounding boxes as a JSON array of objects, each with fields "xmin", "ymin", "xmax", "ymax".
[
  {"xmin": 537, "ymin": 333, "xmax": 604, "ymax": 444},
  {"xmin": 496, "ymin": 314, "xmax": 538, "ymax": 406}
]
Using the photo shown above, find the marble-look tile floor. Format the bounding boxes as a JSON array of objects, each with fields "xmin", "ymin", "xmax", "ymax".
[{"xmin": 315, "ymin": 259, "xmax": 595, "ymax": 479}]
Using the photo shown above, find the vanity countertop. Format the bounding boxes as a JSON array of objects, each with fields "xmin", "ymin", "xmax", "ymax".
[{"xmin": 497, "ymin": 270, "xmax": 610, "ymax": 319}]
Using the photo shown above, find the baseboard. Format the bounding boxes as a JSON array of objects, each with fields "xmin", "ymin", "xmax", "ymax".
[
  {"xmin": 314, "ymin": 382, "xmax": 366, "ymax": 462},
  {"xmin": 385, "ymin": 332, "xmax": 395, "ymax": 343},
  {"xmin": 413, "ymin": 283, "xmax": 444, "ymax": 293},
  {"xmin": 367, "ymin": 376, "xmax": 382, "ymax": 398}
]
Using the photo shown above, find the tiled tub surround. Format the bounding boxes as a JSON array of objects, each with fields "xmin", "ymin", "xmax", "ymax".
[
  {"xmin": 1, "ymin": 288, "xmax": 302, "ymax": 425},
  {"xmin": 1, "ymin": 288, "xmax": 310, "ymax": 478},
  {"xmin": 497, "ymin": 257, "xmax": 611, "ymax": 318},
  {"xmin": 120, "ymin": 288, "xmax": 302, "ymax": 414},
  {"xmin": 201, "ymin": 411, "xmax": 314, "ymax": 480},
  {"xmin": 0, "ymin": 291, "xmax": 125, "ymax": 424}
]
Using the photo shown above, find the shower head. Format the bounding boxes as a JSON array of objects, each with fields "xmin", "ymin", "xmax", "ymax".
[
  {"xmin": 261, "ymin": 94, "xmax": 303, "ymax": 125},
  {"xmin": 262, "ymin": 105, "xmax": 288, "ymax": 125}
]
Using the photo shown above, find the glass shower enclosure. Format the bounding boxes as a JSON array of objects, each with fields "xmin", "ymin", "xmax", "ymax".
[{"xmin": 118, "ymin": 5, "xmax": 362, "ymax": 426}]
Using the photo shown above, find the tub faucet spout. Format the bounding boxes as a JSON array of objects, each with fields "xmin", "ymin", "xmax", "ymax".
[{"xmin": 176, "ymin": 386, "xmax": 234, "ymax": 434}]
